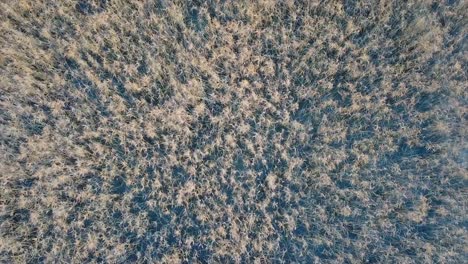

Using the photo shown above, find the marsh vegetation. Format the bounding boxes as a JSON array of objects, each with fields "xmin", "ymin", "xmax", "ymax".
[{"xmin": 1, "ymin": 0, "xmax": 466, "ymax": 263}]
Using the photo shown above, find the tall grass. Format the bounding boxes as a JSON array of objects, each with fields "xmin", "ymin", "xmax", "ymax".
[{"xmin": 1, "ymin": 0, "xmax": 466, "ymax": 263}]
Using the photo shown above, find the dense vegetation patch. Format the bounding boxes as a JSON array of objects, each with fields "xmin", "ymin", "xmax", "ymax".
[{"xmin": 1, "ymin": 0, "xmax": 466, "ymax": 263}]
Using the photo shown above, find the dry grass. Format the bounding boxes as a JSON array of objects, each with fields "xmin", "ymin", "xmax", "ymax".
[{"xmin": 0, "ymin": 0, "xmax": 467, "ymax": 263}]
